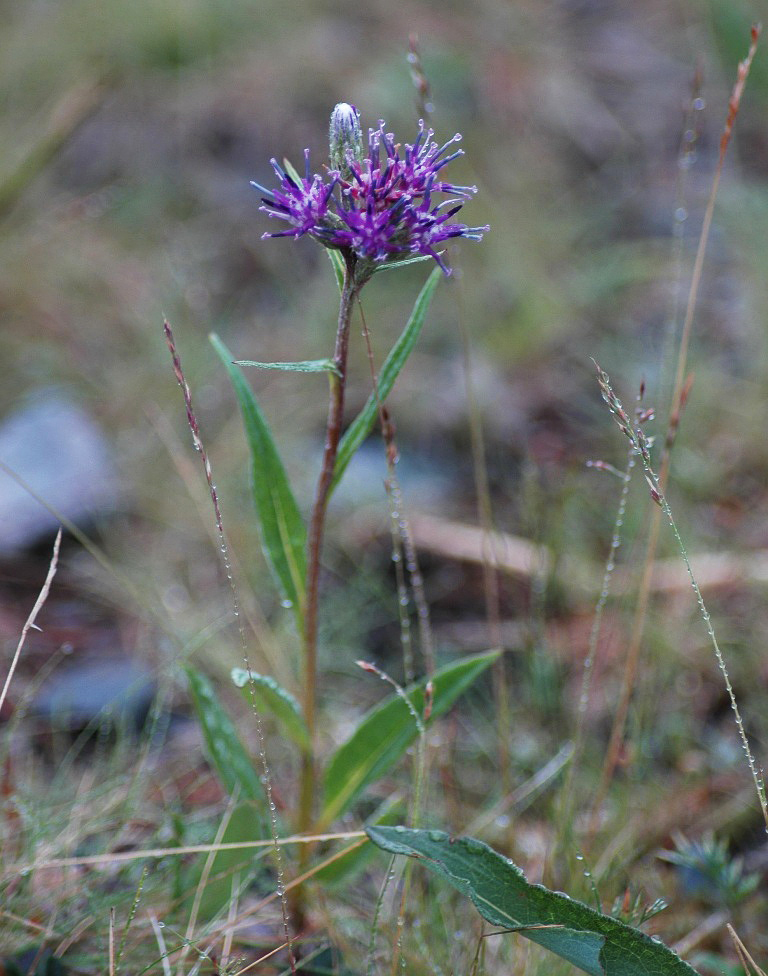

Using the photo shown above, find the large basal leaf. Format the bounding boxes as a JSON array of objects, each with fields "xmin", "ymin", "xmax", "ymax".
[
  {"xmin": 211, "ymin": 333, "xmax": 306, "ymax": 615},
  {"xmin": 367, "ymin": 827, "xmax": 701, "ymax": 976},
  {"xmin": 185, "ymin": 665, "xmax": 265, "ymax": 807},
  {"xmin": 329, "ymin": 266, "xmax": 442, "ymax": 495},
  {"xmin": 231, "ymin": 667, "xmax": 310, "ymax": 752},
  {"xmin": 320, "ymin": 651, "xmax": 498, "ymax": 827}
]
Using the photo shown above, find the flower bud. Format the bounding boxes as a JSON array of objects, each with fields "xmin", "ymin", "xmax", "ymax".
[{"xmin": 329, "ymin": 103, "xmax": 362, "ymax": 178}]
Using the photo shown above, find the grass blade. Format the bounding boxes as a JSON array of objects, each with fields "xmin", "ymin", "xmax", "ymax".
[{"xmin": 234, "ymin": 359, "xmax": 340, "ymax": 376}]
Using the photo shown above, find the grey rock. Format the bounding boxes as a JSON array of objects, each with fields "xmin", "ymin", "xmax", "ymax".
[
  {"xmin": 0, "ymin": 391, "xmax": 117, "ymax": 553},
  {"xmin": 31, "ymin": 658, "xmax": 156, "ymax": 733}
]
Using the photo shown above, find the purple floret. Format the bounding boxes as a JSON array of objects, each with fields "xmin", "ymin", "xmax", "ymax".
[{"xmin": 254, "ymin": 115, "xmax": 488, "ymax": 275}]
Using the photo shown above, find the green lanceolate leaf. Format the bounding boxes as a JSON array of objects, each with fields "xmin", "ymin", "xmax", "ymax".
[
  {"xmin": 234, "ymin": 359, "xmax": 340, "ymax": 376},
  {"xmin": 320, "ymin": 651, "xmax": 498, "ymax": 827},
  {"xmin": 366, "ymin": 827, "xmax": 701, "ymax": 976},
  {"xmin": 184, "ymin": 666, "xmax": 265, "ymax": 806},
  {"xmin": 329, "ymin": 266, "xmax": 442, "ymax": 495},
  {"xmin": 211, "ymin": 333, "xmax": 306, "ymax": 615},
  {"xmin": 231, "ymin": 668, "xmax": 310, "ymax": 752}
]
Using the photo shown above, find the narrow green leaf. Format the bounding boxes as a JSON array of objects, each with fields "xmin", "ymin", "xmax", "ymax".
[
  {"xmin": 320, "ymin": 651, "xmax": 498, "ymax": 826},
  {"xmin": 211, "ymin": 333, "xmax": 306, "ymax": 612},
  {"xmin": 327, "ymin": 249, "xmax": 345, "ymax": 293},
  {"xmin": 184, "ymin": 666, "xmax": 264, "ymax": 805},
  {"xmin": 231, "ymin": 668, "xmax": 310, "ymax": 752},
  {"xmin": 367, "ymin": 828, "xmax": 701, "ymax": 976},
  {"xmin": 330, "ymin": 266, "xmax": 442, "ymax": 495},
  {"xmin": 234, "ymin": 359, "xmax": 340, "ymax": 376}
]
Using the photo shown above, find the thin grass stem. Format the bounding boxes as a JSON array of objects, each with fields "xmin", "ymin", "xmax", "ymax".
[
  {"xmin": 163, "ymin": 319, "xmax": 296, "ymax": 969},
  {"xmin": 597, "ymin": 365, "xmax": 768, "ymax": 832},
  {"xmin": 0, "ymin": 529, "xmax": 61, "ymax": 716},
  {"xmin": 592, "ymin": 26, "xmax": 761, "ymax": 825}
]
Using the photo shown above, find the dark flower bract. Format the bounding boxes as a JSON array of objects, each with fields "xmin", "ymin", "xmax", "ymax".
[{"xmin": 252, "ymin": 104, "xmax": 488, "ymax": 276}]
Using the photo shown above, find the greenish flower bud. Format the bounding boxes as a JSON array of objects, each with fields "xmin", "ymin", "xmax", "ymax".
[{"xmin": 329, "ymin": 103, "xmax": 362, "ymax": 178}]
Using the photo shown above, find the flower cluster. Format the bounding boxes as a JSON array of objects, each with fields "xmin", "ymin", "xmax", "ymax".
[{"xmin": 252, "ymin": 104, "xmax": 488, "ymax": 276}]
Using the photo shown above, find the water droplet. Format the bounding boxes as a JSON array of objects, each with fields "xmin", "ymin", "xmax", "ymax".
[
  {"xmin": 693, "ymin": 97, "xmax": 705, "ymax": 111},
  {"xmin": 281, "ymin": 599, "xmax": 293, "ymax": 609},
  {"xmin": 674, "ymin": 207, "xmax": 688, "ymax": 222},
  {"xmin": 428, "ymin": 830, "xmax": 443, "ymax": 842},
  {"xmin": 575, "ymin": 854, "xmax": 584, "ymax": 861},
  {"xmin": 464, "ymin": 838, "xmax": 485, "ymax": 854},
  {"xmin": 158, "ymin": 921, "xmax": 165, "ymax": 928}
]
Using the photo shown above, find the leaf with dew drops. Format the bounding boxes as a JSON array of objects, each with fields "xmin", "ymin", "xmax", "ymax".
[{"xmin": 367, "ymin": 827, "xmax": 702, "ymax": 976}]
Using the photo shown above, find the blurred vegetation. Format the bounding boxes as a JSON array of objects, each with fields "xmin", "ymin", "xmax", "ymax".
[{"xmin": 1, "ymin": 0, "xmax": 768, "ymax": 971}]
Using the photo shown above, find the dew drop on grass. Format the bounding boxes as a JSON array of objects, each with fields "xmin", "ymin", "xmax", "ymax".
[
  {"xmin": 428, "ymin": 830, "xmax": 443, "ymax": 842},
  {"xmin": 281, "ymin": 599, "xmax": 293, "ymax": 609}
]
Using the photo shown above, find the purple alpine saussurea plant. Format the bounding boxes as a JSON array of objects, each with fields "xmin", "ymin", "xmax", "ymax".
[{"xmin": 252, "ymin": 103, "xmax": 488, "ymax": 275}]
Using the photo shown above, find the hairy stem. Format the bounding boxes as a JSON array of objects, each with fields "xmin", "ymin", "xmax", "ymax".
[{"xmin": 298, "ymin": 253, "xmax": 359, "ymax": 844}]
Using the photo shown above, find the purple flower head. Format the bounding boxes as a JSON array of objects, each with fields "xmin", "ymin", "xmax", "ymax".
[{"xmin": 252, "ymin": 104, "xmax": 488, "ymax": 278}]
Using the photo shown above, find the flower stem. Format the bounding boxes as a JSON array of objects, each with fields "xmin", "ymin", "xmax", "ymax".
[{"xmin": 298, "ymin": 253, "xmax": 358, "ymax": 845}]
